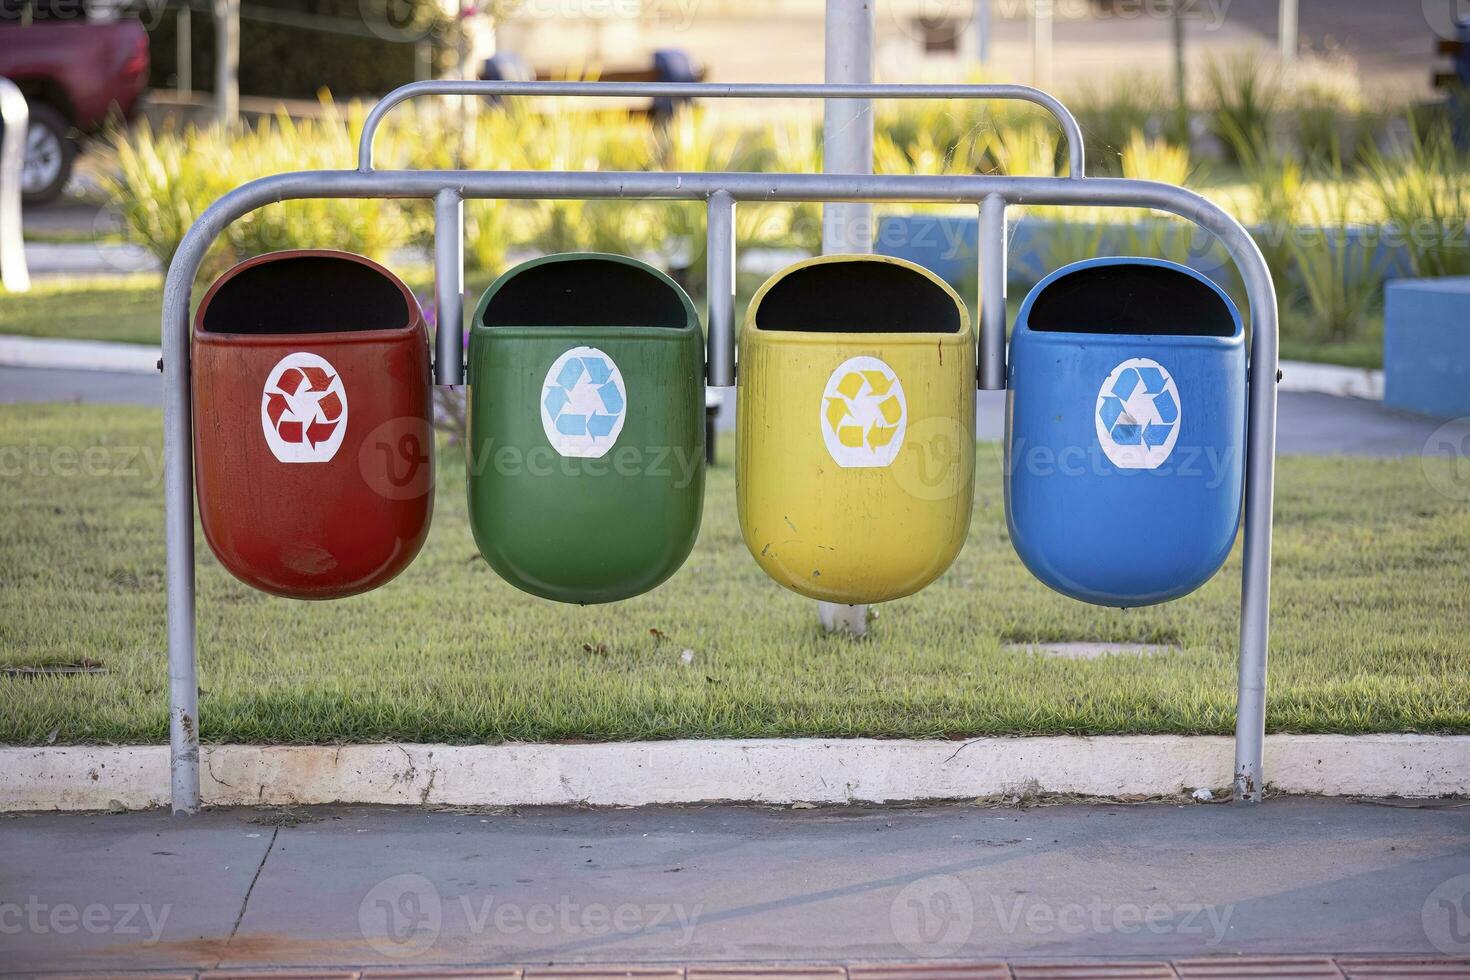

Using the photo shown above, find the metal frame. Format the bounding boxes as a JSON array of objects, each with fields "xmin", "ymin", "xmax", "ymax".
[{"xmin": 161, "ymin": 81, "xmax": 1278, "ymax": 814}]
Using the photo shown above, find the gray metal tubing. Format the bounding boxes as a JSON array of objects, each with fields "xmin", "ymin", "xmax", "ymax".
[
  {"xmin": 159, "ymin": 168, "xmax": 1255, "ymax": 207},
  {"xmin": 821, "ymin": 1, "xmax": 877, "ymax": 258},
  {"xmin": 162, "ymin": 167, "xmax": 1276, "ymax": 813},
  {"xmin": 356, "ymin": 81, "xmax": 1087, "ymax": 178},
  {"xmin": 978, "ymin": 194, "xmax": 1008, "ymax": 390},
  {"xmin": 433, "ymin": 189, "xmax": 465, "ymax": 385},
  {"xmin": 705, "ymin": 191, "xmax": 736, "ymax": 387},
  {"xmin": 1235, "ymin": 303, "xmax": 1278, "ymax": 805},
  {"xmin": 162, "ymin": 222, "xmax": 202, "ymax": 816}
]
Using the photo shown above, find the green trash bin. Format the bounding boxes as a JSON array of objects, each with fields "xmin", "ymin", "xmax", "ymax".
[{"xmin": 467, "ymin": 253, "xmax": 706, "ymax": 604}]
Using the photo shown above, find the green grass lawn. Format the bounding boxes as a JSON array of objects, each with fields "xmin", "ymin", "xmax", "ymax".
[
  {"xmin": 0, "ymin": 276, "xmax": 166, "ymax": 346},
  {"xmin": 1, "ymin": 403, "xmax": 1466, "ymax": 746},
  {"xmin": 1277, "ymin": 337, "xmax": 1385, "ymax": 371}
]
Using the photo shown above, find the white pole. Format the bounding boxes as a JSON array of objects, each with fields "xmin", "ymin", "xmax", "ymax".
[
  {"xmin": 1030, "ymin": 0, "xmax": 1053, "ymax": 90},
  {"xmin": 819, "ymin": 0, "xmax": 874, "ymax": 637},
  {"xmin": 974, "ymin": 0, "xmax": 991, "ymax": 65},
  {"xmin": 177, "ymin": 5, "xmax": 192, "ymax": 97},
  {"xmin": 1278, "ymin": 0, "xmax": 1298, "ymax": 64},
  {"xmin": 822, "ymin": 0, "xmax": 874, "ymax": 253},
  {"xmin": 1172, "ymin": 0, "xmax": 1186, "ymax": 117},
  {"xmin": 213, "ymin": 0, "xmax": 239, "ymax": 130},
  {"xmin": 0, "ymin": 78, "xmax": 32, "ymax": 293}
]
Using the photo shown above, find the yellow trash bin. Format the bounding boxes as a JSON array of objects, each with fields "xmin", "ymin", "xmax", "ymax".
[{"xmin": 737, "ymin": 254, "xmax": 976, "ymax": 604}]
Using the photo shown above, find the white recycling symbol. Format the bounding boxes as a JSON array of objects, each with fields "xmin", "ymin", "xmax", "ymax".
[
  {"xmin": 260, "ymin": 352, "xmax": 348, "ymax": 464},
  {"xmin": 820, "ymin": 355, "xmax": 907, "ymax": 469},
  {"xmin": 540, "ymin": 346, "xmax": 627, "ymax": 459},
  {"xmin": 1095, "ymin": 357, "xmax": 1181, "ymax": 470}
]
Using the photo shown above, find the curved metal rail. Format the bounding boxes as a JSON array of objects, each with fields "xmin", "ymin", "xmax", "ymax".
[{"xmin": 355, "ymin": 80, "xmax": 1088, "ymax": 178}]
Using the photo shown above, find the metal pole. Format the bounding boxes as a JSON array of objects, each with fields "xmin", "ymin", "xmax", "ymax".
[
  {"xmin": 213, "ymin": 0, "xmax": 239, "ymax": 130},
  {"xmin": 706, "ymin": 190, "xmax": 736, "ymax": 387},
  {"xmin": 177, "ymin": 5, "xmax": 192, "ymax": 97},
  {"xmin": 1171, "ymin": 0, "xmax": 1186, "ymax": 117},
  {"xmin": 163, "ymin": 226, "xmax": 204, "ymax": 818},
  {"xmin": 974, "ymin": 0, "xmax": 992, "ymax": 65},
  {"xmin": 820, "ymin": 0, "xmax": 875, "ymax": 637},
  {"xmin": 1030, "ymin": 0, "xmax": 1053, "ymax": 91},
  {"xmin": 822, "ymin": 0, "xmax": 875, "ymax": 253},
  {"xmin": 0, "ymin": 78, "xmax": 31, "ymax": 294},
  {"xmin": 978, "ymin": 194, "xmax": 1006, "ymax": 390},
  {"xmin": 357, "ymin": 82, "xmax": 1088, "ymax": 178},
  {"xmin": 1278, "ymin": 0, "xmax": 1298, "ymax": 64},
  {"xmin": 434, "ymin": 189, "xmax": 465, "ymax": 385},
  {"xmin": 1234, "ymin": 262, "xmax": 1280, "ymax": 806}
]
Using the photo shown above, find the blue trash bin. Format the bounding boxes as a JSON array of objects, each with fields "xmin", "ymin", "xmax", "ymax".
[{"xmin": 1005, "ymin": 257, "xmax": 1247, "ymax": 607}]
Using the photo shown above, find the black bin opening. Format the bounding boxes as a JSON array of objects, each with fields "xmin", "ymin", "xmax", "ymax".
[
  {"xmin": 756, "ymin": 261, "xmax": 962, "ymax": 334},
  {"xmin": 1028, "ymin": 264, "xmax": 1237, "ymax": 338},
  {"xmin": 199, "ymin": 254, "xmax": 411, "ymax": 335},
  {"xmin": 482, "ymin": 258, "xmax": 689, "ymax": 329}
]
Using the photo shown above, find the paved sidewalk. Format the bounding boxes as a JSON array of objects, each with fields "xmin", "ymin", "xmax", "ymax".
[
  {"xmin": 0, "ymin": 365, "xmax": 164, "ymax": 406},
  {"xmin": 2, "ymin": 798, "xmax": 1468, "ymax": 973},
  {"xmin": 6, "ymin": 958, "xmax": 1470, "ymax": 979}
]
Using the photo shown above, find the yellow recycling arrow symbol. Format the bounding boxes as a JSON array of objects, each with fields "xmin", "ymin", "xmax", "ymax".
[
  {"xmin": 825, "ymin": 369, "xmax": 906, "ymax": 454},
  {"xmin": 862, "ymin": 371, "xmax": 894, "ymax": 397}
]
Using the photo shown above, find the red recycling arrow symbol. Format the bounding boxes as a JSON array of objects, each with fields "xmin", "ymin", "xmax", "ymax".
[
  {"xmin": 301, "ymin": 366, "xmax": 336, "ymax": 391},
  {"xmin": 306, "ymin": 418, "xmax": 339, "ymax": 447},
  {"xmin": 265, "ymin": 392, "xmax": 290, "ymax": 427},
  {"xmin": 316, "ymin": 391, "xmax": 343, "ymax": 422},
  {"xmin": 276, "ymin": 368, "xmax": 306, "ymax": 396}
]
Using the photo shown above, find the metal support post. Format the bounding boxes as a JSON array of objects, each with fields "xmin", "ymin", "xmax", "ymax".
[
  {"xmin": 1278, "ymin": 0, "xmax": 1298, "ymax": 64},
  {"xmin": 974, "ymin": 0, "xmax": 992, "ymax": 65},
  {"xmin": 706, "ymin": 190, "xmax": 736, "ymax": 387},
  {"xmin": 1031, "ymin": 0, "xmax": 1053, "ymax": 91},
  {"xmin": 213, "ymin": 0, "xmax": 239, "ymax": 129},
  {"xmin": 978, "ymin": 194, "xmax": 1007, "ymax": 390},
  {"xmin": 434, "ymin": 189, "xmax": 465, "ymax": 385},
  {"xmin": 177, "ymin": 6, "xmax": 192, "ymax": 97}
]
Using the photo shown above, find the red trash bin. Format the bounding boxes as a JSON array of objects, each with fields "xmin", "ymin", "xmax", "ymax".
[{"xmin": 192, "ymin": 250, "xmax": 435, "ymax": 599}]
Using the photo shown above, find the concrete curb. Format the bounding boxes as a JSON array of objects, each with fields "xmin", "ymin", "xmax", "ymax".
[
  {"xmin": 0, "ymin": 334, "xmax": 160, "ymax": 374},
  {"xmin": 3, "ymin": 735, "xmax": 1466, "ymax": 811}
]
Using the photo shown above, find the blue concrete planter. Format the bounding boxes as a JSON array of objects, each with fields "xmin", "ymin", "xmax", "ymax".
[
  {"xmin": 1385, "ymin": 277, "xmax": 1470, "ymax": 418},
  {"xmin": 874, "ymin": 213, "xmax": 1417, "ymax": 299}
]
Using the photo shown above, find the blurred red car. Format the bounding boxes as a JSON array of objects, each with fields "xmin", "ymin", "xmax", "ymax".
[{"xmin": 0, "ymin": 0, "xmax": 149, "ymax": 201}]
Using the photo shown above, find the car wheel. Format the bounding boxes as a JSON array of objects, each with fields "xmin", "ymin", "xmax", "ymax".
[{"xmin": 19, "ymin": 105, "xmax": 77, "ymax": 205}]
